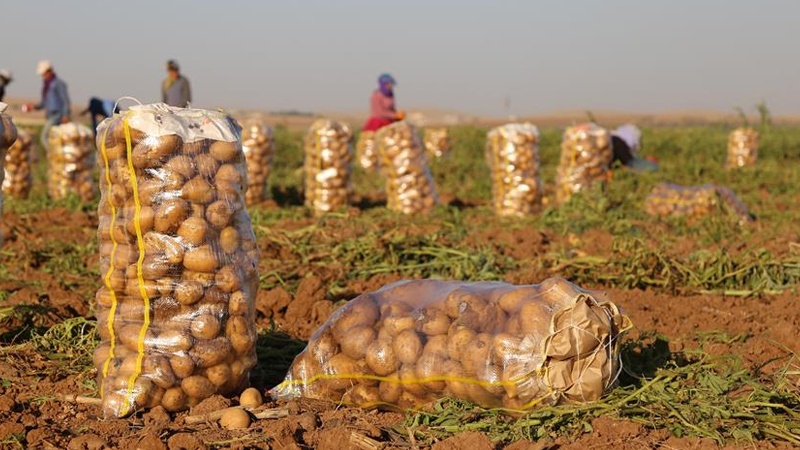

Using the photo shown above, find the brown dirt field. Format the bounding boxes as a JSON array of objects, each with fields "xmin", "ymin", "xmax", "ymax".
[{"xmin": 0, "ymin": 207, "xmax": 798, "ymax": 450}]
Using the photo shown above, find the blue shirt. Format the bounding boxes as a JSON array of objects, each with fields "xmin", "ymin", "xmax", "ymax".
[{"xmin": 37, "ymin": 77, "xmax": 70, "ymax": 119}]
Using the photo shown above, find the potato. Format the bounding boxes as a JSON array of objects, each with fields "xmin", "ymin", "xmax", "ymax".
[
  {"xmin": 174, "ymin": 279, "xmax": 204, "ymax": 305},
  {"xmin": 184, "ymin": 245, "xmax": 219, "ymax": 272},
  {"xmin": 125, "ymin": 205, "xmax": 155, "ymax": 236},
  {"xmin": 182, "ymin": 176, "xmax": 216, "ymax": 204},
  {"xmin": 190, "ymin": 314, "xmax": 222, "ymax": 340},
  {"xmin": 154, "ymin": 198, "xmax": 190, "ymax": 234},
  {"xmin": 191, "ymin": 337, "xmax": 233, "ymax": 368},
  {"xmin": 143, "ymin": 355, "xmax": 177, "ymax": 390},
  {"xmin": 495, "ymin": 287, "xmax": 533, "ymax": 314},
  {"xmin": 177, "ymin": 216, "xmax": 209, "ymax": 246},
  {"xmin": 219, "ymin": 226, "xmax": 240, "ymax": 253},
  {"xmin": 144, "ymin": 231, "xmax": 185, "ymax": 265},
  {"xmin": 365, "ymin": 338, "xmax": 399, "ymax": 376},
  {"xmin": 332, "ymin": 297, "xmax": 379, "ymax": 340},
  {"xmin": 414, "ymin": 308, "xmax": 450, "ymax": 336},
  {"xmin": 518, "ymin": 301, "xmax": 552, "ymax": 336},
  {"xmin": 181, "ymin": 375, "xmax": 216, "ymax": 400},
  {"xmin": 344, "ymin": 384, "xmax": 381, "ymax": 406},
  {"xmin": 226, "ymin": 316, "xmax": 255, "ymax": 355},
  {"xmin": 446, "ymin": 326, "xmax": 476, "ymax": 361},
  {"xmin": 141, "ymin": 255, "xmax": 170, "ymax": 280},
  {"xmin": 393, "ymin": 329, "xmax": 423, "ymax": 365},
  {"xmin": 228, "ymin": 291, "xmax": 250, "ymax": 316},
  {"xmin": 205, "ymin": 363, "xmax": 233, "ymax": 387},
  {"xmin": 338, "ymin": 325, "xmax": 376, "ymax": 360},
  {"xmin": 212, "ymin": 265, "xmax": 241, "ymax": 293},
  {"xmin": 220, "ymin": 408, "xmax": 251, "ymax": 430},
  {"xmin": 325, "ymin": 353, "xmax": 358, "ymax": 391},
  {"xmin": 442, "ymin": 360, "xmax": 470, "ymax": 399},
  {"xmin": 170, "ymin": 353, "xmax": 196, "ymax": 379},
  {"xmin": 378, "ymin": 376, "xmax": 403, "ymax": 403},
  {"xmin": 414, "ymin": 351, "xmax": 447, "ymax": 392},
  {"xmin": 239, "ymin": 387, "xmax": 263, "ymax": 409},
  {"xmin": 209, "ymin": 140, "xmax": 239, "ymax": 162},
  {"xmin": 215, "ymin": 163, "xmax": 243, "ymax": 186},
  {"xmin": 460, "ymin": 333, "xmax": 492, "ymax": 376},
  {"xmin": 145, "ymin": 387, "xmax": 166, "ymax": 409},
  {"xmin": 165, "ymin": 154, "xmax": 196, "ymax": 180},
  {"xmin": 381, "ymin": 315, "xmax": 415, "ymax": 336},
  {"xmin": 466, "ymin": 383, "xmax": 503, "ymax": 408},
  {"xmin": 132, "ymin": 134, "xmax": 181, "ymax": 169},
  {"xmin": 206, "ymin": 200, "xmax": 233, "ymax": 229}
]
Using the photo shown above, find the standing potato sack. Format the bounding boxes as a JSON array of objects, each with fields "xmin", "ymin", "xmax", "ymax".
[
  {"xmin": 2, "ymin": 129, "xmax": 33, "ymax": 199},
  {"xmin": 423, "ymin": 127, "xmax": 451, "ymax": 159},
  {"xmin": 0, "ymin": 103, "xmax": 19, "ymax": 247},
  {"xmin": 303, "ymin": 119, "xmax": 353, "ymax": 214},
  {"xmin": 555, "ymin": 123, "xmax": 612, "ymax": 204},
  {"xmin": 486, "ymin": 123, "xmax": 542, "ymax": 217},
  {"xmin": 94, "ymin": 103, "xmax": 259, "ymax": 418},
  {"xmin": 48, "ymin": 123, "xmax": 97, "ymax": 201},
  {"xmin": 377, "ymin": 121, "xmax": 438, "ymax": 214},
  {"xmin": 240, "ymin": 118, "xmax": 274, "ymax": 205},
  {"xmin": 726, "ymin": 127, "xmax": 758, "ymax": 169},
  {"xmin": 356, "ymin": 130, "xmax": 378, "ymax": 170},
  {"xmin": 271, "ymin": 277, "xmax": 630, "ymax": 411}
]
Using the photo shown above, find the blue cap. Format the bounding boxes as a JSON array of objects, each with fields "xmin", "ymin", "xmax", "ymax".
[{"xmin": 378, "ymin": 73, "xmax": 396, "ymax": 86}]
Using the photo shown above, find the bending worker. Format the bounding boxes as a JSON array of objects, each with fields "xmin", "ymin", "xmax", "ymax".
[{"xmin": 362, "ymin": 73, "xmax": 405, "ymax": 132}]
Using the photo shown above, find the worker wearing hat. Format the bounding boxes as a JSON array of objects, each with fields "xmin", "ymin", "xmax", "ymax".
[
  {"xmin": 24, "ymin": 60, "xmax": 71, "ymax": 150},
  {"xmin": 0, "ymin": 69, "xmax": 12, "ymax": 102},
  {"xmin": 162, "ymin": 59, "xmax": 191, "ymax": 108},
  {"xmin": 362, "ymin": 73, "xmax": 405, "ymax": 132}
]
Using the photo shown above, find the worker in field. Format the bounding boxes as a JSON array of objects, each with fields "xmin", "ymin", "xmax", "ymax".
[
  {"xmin": 81, "ymin": 97, "xmax": 120, "ymax": 137},
  {"xmin": 610, "ymin": 124, "xmax": 659, "ymax": 172},
  {"xmin": 362, "ymin": 73, "xmax": 405, "ymax": 132},
  {"xmin": 23, "ymin": 60, "xmax": 71, "ymax": 150},
  {"xmin": 162, "ymin": 59, "xmax": 191, "ymax": 108},
  {"xmin": 0, "ymin": 69, "xmax": 12, "ymax": 102}
]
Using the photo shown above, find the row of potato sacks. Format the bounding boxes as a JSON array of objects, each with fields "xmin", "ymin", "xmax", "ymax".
[
  {"xmin": 306, "ymin": 120, "xmax": 439, "ymax": 215},
  {"xmin": 93, "ymin": 104, "xmax": 259, "ymax": 418},
  {"xmin": 0, "ymin": 103, "xmax": 19, "ymax": 247},
  {"xmin": 271, "ymin": 277, "xmax": 631, "ymax": 411},
  {"xmin": 356, "ymin": 127, "xmax": 451, "ymax": 171}
]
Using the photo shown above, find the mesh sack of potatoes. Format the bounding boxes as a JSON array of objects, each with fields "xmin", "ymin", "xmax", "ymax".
[
  {"xmin": 240, "ymin": 117, "xmax": 274, "ymax": 205},
  {"xmin": 423, "ymin": 127, "xmax": 451, "ymax": 159},
  {"xmin": 377, "ymin": 121, "xmax": 438, "ymax": 214},
  {"xmin": 303, "ymin": 119, "xmax": 353, "ymax": 214},
  {"xmin": 0, "ymin": 103, "xmax": 19, "ymax": 247},
  {"xmin": 643, "ymin": 182, "xmax": 753, "ymax": 223},
  {"xmin": 555, "ymin": 123, "xmax": 612, "ymax": 204},
  {"xmin": 486, "ymin": 123, "xmax": 542, "ymax": 217},
  {"xmin": 93, "ymin": 103, "xmax": 259, "ymax": 418},
  {"xmin": 355, "ymin": 130, "xmax": 378, "ymax": 171},
  {"xmin": 2, "ymin": 129, "xmax": 33, "ymax": 199},
  {"xmin": 47, "ymin": 122, "xmax": 97, "ymax": 201},
  {"xmin": 271, "ymin": 277, "xmax": 630, "ymax": 411},
  {"xmin": 725, "ymin": 127, "xmax": 759, "ymax": 169}
]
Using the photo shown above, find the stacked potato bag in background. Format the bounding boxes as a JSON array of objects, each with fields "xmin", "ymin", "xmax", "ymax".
[
  {"xmin": 94, "ymin": 103, "xmax": 259, "ymax": 418},
  {"xmin": 0, "ymin": 103, "xmax": 19, "ymax": 247},
  {"xmin": 303, "ymin": 120, "xmax": 353, "ymax": 214},
  {"xmin": 3, "ymin": 128, "xmax": 31, "ymax": 199},
  {"xmin": 423, "ymin": 127, "xmax": 451, "ymax": 159},
  {"xmin": 271, "ymin": 277, "xmax": 630, "ymax": 411},
  {"xmin": 240, "ymin": 118, "xmax": 274, "ymax": 205},
  {"xmin": 485, "ymin": 123, "xmax": 542, "ymax": 217},
  {"xmin": 644, "ymin": 182, "xmax": 754, "ymax": 224},
  {"xmin": 555, "ymin": 123, "xmax": 612, "ymax": 204},
  {"xmin": 356, "ymin": 130, "xmax": 378, "ymax": 171},
  {"xmin": 48, "ymin": 123, "xmax": 96, "ymax": 201},
  {"xmin": 377, "ymin": 121, "xmax": 438, "ymax": 214},
  {"xmin": 726, "ymin": 127, "xmax": 759, "ymax": 169}
]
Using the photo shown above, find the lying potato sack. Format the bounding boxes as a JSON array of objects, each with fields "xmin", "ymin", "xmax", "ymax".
[
  {"xmin": 555, "ymin": 123, "xmax": 612, "ymax": 204},
  {"xmin": 48, "ymin": 122, "xmax": 96, "ymax": 201},
  {"xmin": 240, "ymin": 118, "xmax": 274, "ymax": 205},
  {"xmin": 643, "ymin": 182, "xmax": 753, "ymax": 223},
  {"xmin": 423, "ymin": 127, "xmax": 450, "ymax": 159},
  {"xmin": 726, "ymin": 127, "xmax": 759, "ymax": 169},
  {"xmin": 94, "ymin": 103, "xmax": 259, "ymax": 418},
  {"xmin": 304, "ymin": 119, "xmax": 353, "ymax": 214},
  {"xmin": 271, "ymin": 277, "xmax": 630, "ymax": 411},
  {"xmin": 377, "ymin": 121, "xmax": 438, "ymax": 214},
  {"xmin": 356, "ymin": 130, "xmax": 378, "ymax": 170},
  {"xmin": 2, "ymin": 129, "xmax": 33, "ymax": 199},
  {"xmin": 486, "ymin": 123, "xmax": 542, "ymax": 217},
  {"xmin": 0, "ymin": 103, "xmax": 19, "ymax": 247}
]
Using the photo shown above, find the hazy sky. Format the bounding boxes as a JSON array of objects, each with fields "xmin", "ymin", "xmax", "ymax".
[{"xmin": 4, "ymin": 0, "xmax": 798, "ymax": 117}]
